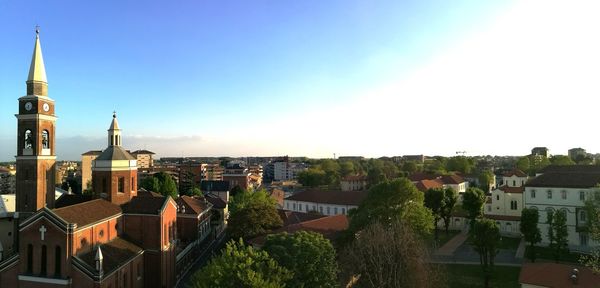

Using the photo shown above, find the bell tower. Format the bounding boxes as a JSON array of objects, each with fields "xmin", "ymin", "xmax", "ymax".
[{"xmin": 15, "ymin": 28, "xmax": 56, "ymax": 216}]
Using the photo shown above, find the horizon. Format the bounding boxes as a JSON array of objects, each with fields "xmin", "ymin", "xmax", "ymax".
[{"xmin": 2, "ymin": 1, "xmax": 600, "ymax": 161}]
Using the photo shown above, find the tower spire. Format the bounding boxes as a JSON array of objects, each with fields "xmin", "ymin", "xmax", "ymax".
[
  {"xmin": 108, "ymin": 112, "xmax": 122, "ymax": 146},
  {"xmin": 27, "ymin": 26, "xmax": 47, "ymax": 83}
]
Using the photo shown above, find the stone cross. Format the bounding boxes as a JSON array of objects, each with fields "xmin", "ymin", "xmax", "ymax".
[{"xmin": 39, "ymin": 225, "xmax": 47, "ymax": 241}]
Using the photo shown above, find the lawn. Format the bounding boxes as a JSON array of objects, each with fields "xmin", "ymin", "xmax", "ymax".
[
  {"xmin": 524, "ymin": 245, "xmax": 586, "ymax": 263},
  {"xmin": 496, "ymin": 236, "xmax": 521, "ymax": 250},
  {"xmin": 427, "ymin": 229, "xmax": 461, "ymax": 249},
  {"xmin": 441, "ymin": 264, "xmax": 521, "ymax": 288}
]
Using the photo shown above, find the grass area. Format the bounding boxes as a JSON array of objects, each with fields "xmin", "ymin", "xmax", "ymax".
[
  {"xmin": 441, "ymin": 264, "xmax": 521, "ymax": 288},
  {"xmin": 496, "ymin": 236, "xmax": 521, "ymax": 250},
  {"xmin": 427, "ymin": 229, "xmax": 461, "ymax": 249},
  {"xmin": 524, "ymin": 245, "xmax": 586, "ymax": 263}
]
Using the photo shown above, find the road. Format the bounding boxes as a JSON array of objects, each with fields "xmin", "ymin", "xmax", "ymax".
[{"xmin": 175, "ymin": 233, "xmax": 228, "ymax": 288}]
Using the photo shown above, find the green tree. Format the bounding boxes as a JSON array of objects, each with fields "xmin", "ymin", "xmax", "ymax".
[
  {"xmin": 297, "ymin": 169, "xmax": 326, "ymax": 187},
  {"xmin": 263, "ymin": 231, "xmax": 338, "ymax": 288},
  {"xmin": 366, "ymin": 166, "xmax": 387, "ymax": 187},
  {"xmin": 154, "ymin": 172, "xmax": 178, "ymax": 198},
  {"xmin": 470, "ymin": 218, "xmax": 500, "ymax": 288},
  {"xmin": 446, "ymin": 156, "xmax": 474, "ymax": 174},
  {"xmin": 424, "ymin": 188, "xmax": 444, "ymax": 243},
  {"xmin": 228, "ymin": 190, "xmax": 283, "ymax": 240},
  {"xmin": 549, "ymin": 155, "xmax": 575, "ymax": 166},
  {"xmin": 581, "ymin": 190, "xmax": 600, "ymax": 273},
  {"xmin": 339, "ymin": 161, "xmax": 356, "ymax": 177},
  {"xmin": 478, "ymin": 170, "xmax": 494, "ymax": 192},
  {"xmin": 463, "ymin": 187, "xmax": 486, "ymax": 230},
  {"xmin": 401, "ymin": 161, "xmax": 419, "ymax": 174},
  {"xmin": 547, "ymin": 209, "xmax": 555, "ymax": 250},
  {"xmin": 516, "ymin": 157, "xmax": 531, "ymax": 175},
  {"xmin": 348, "ymin": 178, "xmax": 433, "ymax": 237},
  {"xmin": 520, "ymin": 208, "xmax": 542, "ymax": 262},
  {"xmin": 550, "ymin": 210, "xmax": 569, "ymax": 262},
  {"xmin": 320, "ymin": 159, "xmax": 341, "ymax": 185},
  {"xmin": 190, "ymin": 239, "xmax": 292, "ymax": 288},
  {"xmin": 440, "ymin": 187, "xmax": 458, "ymax": 235},
  {"xmin": 340, "ymin": 221, "xmax": 444, "ymax": 288}
]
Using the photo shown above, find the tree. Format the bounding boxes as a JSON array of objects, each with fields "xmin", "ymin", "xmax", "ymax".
[
  {"xmin": 228, "ymin": 190, "xmax": 282, "ymax": 240},
  {"xmin": 478, "ymin": 170, "xmax": 494, "ymax": 192},
  {"xmin": 516, "ymin": 157, "xmax": 531, "ymax": 175},
  {"xmin": 141, "ymin": 172, "xmax": 178, "ymax": 198},
  {"xmin": 348, "ymin": 178, "xmax": 433, "ymax": 237},
  {"xmin": 547, "ymin": 209, "xmax": 555, "ymax": 250},
  {"xmin": 424, "ymin": 188, "xmax": 444, "ymax": 243},
  {"xmin": 446, "ymin": 156, "xmax": 474, "ymax": 174},
  {"xmin": 462, "ymin": 187, "xmax": 486, "ymax": 230},
  {"xmin": 320, "ymin": 159, "xmax": 341, "ymax": 185},
  {"xmin": 550, "ymin": 210, "xmax": 569, "ymax": 262},
  {"xmin": 440, "ymin": 187, "xmax": 458, "ymax": 236},
  {"xmin": 190, "ymin": 239, "xmax": 292, "ymax": 288},
  {"xmin": 581, "ymin": 190, "xmax": 600, "ymax": 273},
  {"xmin": 470, "ymin": 218, "xmax": 500, "ymax": 288},
  {"xmin": 401, "ymin": 161, "xmax": 419, "ymax": 174},
  {"xmin": 263, "ymin": 231, "xmax": 338, "ymax": 288},
  {"xmin": 297, "ymin": 169, "xmax": 326, "ymax": 187},
  {"xmin": 549, "ymin": 155, "xmax": 575, "ymax": 166},
  {"xmin": 520, "ymin": 208, "xmax": 542, "ymax": 262},
  {"xmin": 340, "ymin": 221, "xmax": 444, "ymax": 288},
  {"xmin": 340, "ymin": 161, "xmax": 356, "ymax": 177}
]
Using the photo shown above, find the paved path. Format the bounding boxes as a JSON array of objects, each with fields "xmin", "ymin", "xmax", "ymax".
[
  {"xmin": 429, "ymin": 260, "xmax": 522, "ymax": 267},
  {"xmin": 515, "ymin": 238, "xmax": 526, "ymax": 259},
  {"xmin": 435, "ymin": 230, "xmax": 468, "ymax": 256}
]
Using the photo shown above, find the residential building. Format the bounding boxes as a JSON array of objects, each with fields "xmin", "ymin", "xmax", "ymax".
[
  {"xmin": 340, "ymin": 175, "xmax": 367, "ymax": 191},
  {"xmin": 568, "ymin": 147, "xmax": 587, "ymax": 161},
  {"xmin": 223, "ymin": 164, "xmax": 251, "ymax": 191},
  {"xmin": 531, "ymin": 147, "xmax": 549, "ymax": 157},
  {"xmin": 524, "ymin": 165, "xmax": 600, "ymax": 251},
  {"xmin": 200, "ymin": 180, "xmax": 230, "ymax": 203},
  {"xmin": 283, "ymin": 189, "xmax": 368, "ymax": 216},
  {"xmin": 0, "ymin": 194, "xmax": 15, "ymax": 260},
  {"xmin": 131, "ymin": 149, "xmax": 156, "ymax": 168}
]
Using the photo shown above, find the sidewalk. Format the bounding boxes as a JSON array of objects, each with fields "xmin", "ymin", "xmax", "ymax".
[
  {"xmin": 515, "ymin": 238, "xmax": 526, "ymax": 259},
  {"xmin": 435, "ymin": 230, "xmax": 468, "ymax": 256}
]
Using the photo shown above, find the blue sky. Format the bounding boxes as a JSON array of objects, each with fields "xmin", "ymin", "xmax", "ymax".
[{"xmin": 5, "ymin": 1, "xmax": 595, "ymax": 161}]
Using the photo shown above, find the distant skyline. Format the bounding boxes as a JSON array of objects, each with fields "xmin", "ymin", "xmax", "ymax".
[{"xmin": 2, "ymin": 1, "xmax": 600, "ymax": 161}]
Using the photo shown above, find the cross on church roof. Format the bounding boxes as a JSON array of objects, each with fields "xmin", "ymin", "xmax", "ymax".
[{"xmin": 35, "ymin": 25, "xmax": 40, "ymax": 35}]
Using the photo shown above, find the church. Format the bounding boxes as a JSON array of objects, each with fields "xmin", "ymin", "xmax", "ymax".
[{"xmin": 0, "ymin": 30, "xmax": 214, "ymax": 288}]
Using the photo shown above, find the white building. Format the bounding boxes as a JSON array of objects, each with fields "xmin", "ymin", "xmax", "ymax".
[
  {"xmin": 283, "ymin": 189, "xmax": 368, "ymax": 216},
  {"xmin": 484, "ymin": 169, "xmax": 528, "ymax": 236},
  {"xmin": 524, "ymin": 165, "xmax": 600, "ymax": 251},
  {"xmin": 274, "ymin": 161, "xmax": 307, "ymax": 181},
  {"xmin": 340, "ymin": 175, "xmax": 367, "ymax": 191}
]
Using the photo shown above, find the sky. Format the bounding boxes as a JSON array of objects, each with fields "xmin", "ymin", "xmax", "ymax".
[{"xmin": 1, "ymin": 0, "xmax": 599, "ymax": 161}]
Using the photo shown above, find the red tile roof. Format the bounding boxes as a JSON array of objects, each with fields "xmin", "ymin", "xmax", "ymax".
[
  {"xmin": 441, "ymin": 175, "xmax": 466, "ymax": 185},
  {"xmin": 497, "ymin": 186, "xmax": 525, "ymax": 194},
  {"xmin": 503, "ymin": 169, "xmax": 527, "ymax": 177},
  {"xmin": 176, "ymin": 195, "xmax": 210, "ymax": 215},
  {"xmin": 249, "ymin": 214, "xmax": 348, "ymax": 246},
  {"xmin": 519, "ymin": 263, "xmax": 600, "ymax": 288},
  {"xmin": 415, "ymin": 179, "xmax": 444, "ymax": 192},
  {"xmin": 277, "ymin": 210, "xmax": 325, "ymax": 226},
  {"xmin": 408, "ymin": 173, "xmax": 439, "ymax": 182},
  {"xmin": 53, "ymin": 199, "xmax": 121, "ymax": 228},
  {"xmin": 285, "ymin": 189, "xmax": 368, "ymax": 206},
  {"xmin": 121, "ymin": 195, "xmax": 167, "ymax": 215}
]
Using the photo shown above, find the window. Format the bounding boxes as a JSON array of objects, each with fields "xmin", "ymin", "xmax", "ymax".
[
  {"xmin": 513, "ymin": 180, "xmax": 516, "ymax": 186},
  {"xmin": 24, "ymin": 130, "xmax": 33, "ymax": 149},
  {"xmin": 327, "ymin": 207, "xmax": 331, "ymax": 215},
  {"xmin": 131, "ymin": 177, "xmax": 135, "ymax": 191},
  {"xmin": 531, "ymin": 189, "xmax": 536, "ymax": 198},
  {"xmin": 41, "ymin": 245, "xmax": 47, "ymax": 276},
  {"xmin": 99, "ymin": 229, "xmax": 104, "ymax": 238},
  {"xmin": 510, "ymin": 200, "xmax": 517, "ymax": 210},
  {"xmin": 580, "ymin": 191, "xmax": 586, "ymax": 201},
  {"xmin": 581, "ymin": 233, "xmax": 589, "ymax": 247},
  {"xmin": 41, "ymin": 130, "xmax": 49, "ymax": 149},
  {"xmin": 342, "ymin": 208, "xmax": 346, "ymax": 215},
  {"xmin": 319, "ymin": 206, "xmax": 323, "ymax": 213},
  {"xmin": 305, "ymin": 205, "xmax": 309, "ymax": 212},
  {"xmin": 298, "ymin": 204, "xmax": 302, "ymax": 211},
  {"xmin": 102, "ymin": 178, "xmax": 107, "ymax": 193},
  {"xmin": 118, "ymin": 177, "xmax": 125, "ymax": 193},
  {"xmin": 55, "ymin": 246, "xmax": 61, "ymax": 277},
  {"xmin": 496, "ymin": 195, "xmax": 499, "ymax": 201},
  {"xmin": 293, "ymin": 203, "xmax": 297, "ymax": 210},
  {"xmin": 334, "ymin": 207, "xmax": 338, "ymax": 214},
  {"xmin": 547, "ymin": 190, "xmax": 552, "ymax": 199},
  {"xmin": 546, "ymin": 208, "xmax": 554, "ymax": 223},
  {"xmin": 580, "ymin": 210, "xmax": 587, "ymax": 222},
  {"xmin": 561, "ymin": 190, "xmax": 567, "ymax": 200},
  {"xmin": 27, "ymin": 244, "xmax": 33, "ymax": 273}
]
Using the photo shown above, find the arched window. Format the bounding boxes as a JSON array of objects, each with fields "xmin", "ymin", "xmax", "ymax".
[
  {"xmin": 41, "ymin": 130, "xmax": 49, "ymax": 149},
  {"xmin": 24, "ymin": 130, "xmax": 33, "ymax": 149},
  {"xmin": 41, "ymin": 245, "xmax": 47, "ymax": 276},
  {"xmin": 27, "ymin": 244, "xmax": 33, "ymax": 273},
  {"xmin": 55, "ymin": 246, "xmax": 61, "ymax": 277}
]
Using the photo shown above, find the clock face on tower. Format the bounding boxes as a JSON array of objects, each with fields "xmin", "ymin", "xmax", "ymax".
[
  {"xmin": 43, "ymin": 103, "xmax": 49, "ymax": 112},
  {"xmin": 25, "ymin": 102, "xmax": 33, "ymax": 111}
]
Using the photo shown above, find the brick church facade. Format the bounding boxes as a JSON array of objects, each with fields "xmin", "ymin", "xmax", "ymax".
[{"xmin": 0, "ymin": 30, "xmax": 210, "ymax": 288}]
